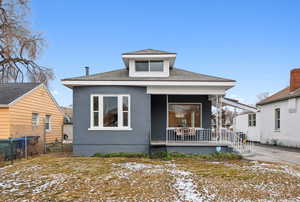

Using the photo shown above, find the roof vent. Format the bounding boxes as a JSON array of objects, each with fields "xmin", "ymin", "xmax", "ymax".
[
  {"xmin": 290, "ymin": 68, "xmax": 300, "ymax": 92},
  {"xmin": 84, "ymin": 66, "xmax": 90, "ymax": 76}
]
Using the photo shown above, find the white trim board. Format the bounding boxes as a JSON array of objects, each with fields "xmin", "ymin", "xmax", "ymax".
[
  {"xmin": 62, "ymin": 80, "xmax": 236, "ymax": 88},
  {"xmin": 122, "ymin": 54, "xmax": 177, "ymax": 59},
  {"xmin": 147, "ymin": 86, "xmax": 227, "ymax": 95},
  {"xmin": 221, "ymin": 98, "xmax": 257, "ymax": 113}
]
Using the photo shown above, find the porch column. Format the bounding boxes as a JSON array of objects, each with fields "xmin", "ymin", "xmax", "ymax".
[{"xmin": 215, "ymin": 95, "xmax": 223, "ymax": 139}]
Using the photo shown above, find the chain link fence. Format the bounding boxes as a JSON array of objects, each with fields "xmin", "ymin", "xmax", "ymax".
[{"xmin": 0, "ymin": 136, "xmax": 43, "ymax": 162}]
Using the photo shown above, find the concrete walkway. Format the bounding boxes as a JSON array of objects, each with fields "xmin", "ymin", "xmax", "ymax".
[{"xmin": 244, "ymin": 144, "xmax": 300, "ymax": 165}]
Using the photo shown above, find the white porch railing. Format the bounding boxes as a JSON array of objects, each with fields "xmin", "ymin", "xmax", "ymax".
[{"xmin": 166, "ymin": 128, "xmax": 253, "ymax": 154}]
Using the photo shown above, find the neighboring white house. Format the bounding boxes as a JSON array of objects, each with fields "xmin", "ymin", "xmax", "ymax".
[
  {"xmin": 234, "ymin": 68, "xmax": 300, "ymax": 148},
  {"xmin": 234, "ymin": 111, "xmax": 260, "ymax": 142}
]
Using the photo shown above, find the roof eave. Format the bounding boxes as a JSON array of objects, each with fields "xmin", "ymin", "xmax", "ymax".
[
  {"xmin": 257, "ymin": 94, "xmax": 300, "ymax": 106},
  {"xmin": 61, "ymin": 80, "xmax": 236, "ymax": 89}
]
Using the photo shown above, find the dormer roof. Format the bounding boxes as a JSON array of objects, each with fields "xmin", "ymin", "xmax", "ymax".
[
  {"xmin": 122, "ymin": 49, "xmax": 176, "ymax": 69},
  {"xmin": 122, "ymin": 49, "xmax": 176, "ymax": 55}
]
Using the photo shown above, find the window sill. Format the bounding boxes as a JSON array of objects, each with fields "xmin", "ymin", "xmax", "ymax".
[
  {"xmin": 88, "ymin": 127, "xmax": 132, "ymax": 131},
  {"xmin": 274, "ymin": 129, "xmax": 280, "ymax": 132}
]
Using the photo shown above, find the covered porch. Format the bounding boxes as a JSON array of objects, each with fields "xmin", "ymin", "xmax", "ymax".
[{"xmin": 150, "ymin": 93, "xmax": 255, "ymax": 154}]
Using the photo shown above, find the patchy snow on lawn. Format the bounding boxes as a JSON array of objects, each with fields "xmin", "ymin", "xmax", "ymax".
[
  {"xmin": 115, "ymin": 162, "xmax": 212, "ymax": 202},
  {"xmin": 33, "ymin": 173, "xmax": 67, "ymax": 194}
]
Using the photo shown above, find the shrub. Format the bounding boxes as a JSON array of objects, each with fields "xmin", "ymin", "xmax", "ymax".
[
  {"xmin": 151, "ymin": 152, "xmax": 242, "ymax": 161},
  {"xmin": 93, "ymin": 152, "xmax": 148, "ymax": 158},
  {"xmin": 150, "ymin": 152, "xmax": 172, "ymax": 160}
]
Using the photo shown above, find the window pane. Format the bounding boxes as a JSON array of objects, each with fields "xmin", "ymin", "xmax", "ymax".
[
  {"xmin": 135, "ymin": 61, "xmax": 149, "ymax": 71},
  {"xmin": 150, "ymin": 60, "xmax": 164, "ymax": 71},
  {"xmin": 93, "ymin": 112, "xmax": 99, "ymax": 127},
  {"xmin": 32, "ymin": 113, "xmax": 39, "ymax": 126},
  {"xmin": 45, "ymin": 115, "xmax": 51, "ymax": 130},
  {"xmin": 93, "ymin": 96, "xmax": 99, "ymax": 111},
  {"xmin": 248, "ymin": 114, "xmax": 251, "ymax": 126},
  {"xmin": 123, "ymin": 112, "xmax": 128, "ymax": 127},
  {"xmin": 123, "ymin": 96, "xmax": 128, "ymax": 111},
  {"xmin": 168, "ymin": 104, "xmax": 201, "ymax": 127},
  {"xmin": 103, "ymin": 97, "xmax": 118, "ymax": 127}
]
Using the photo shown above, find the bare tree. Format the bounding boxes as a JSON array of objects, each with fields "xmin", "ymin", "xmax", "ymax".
[
  {"xmin": 257, "ymin": 92, "xmax": 269, "ymax": 102},
  {"xmin": 0, "ymin": 0, "xmax": 54, "ymax": 86}
]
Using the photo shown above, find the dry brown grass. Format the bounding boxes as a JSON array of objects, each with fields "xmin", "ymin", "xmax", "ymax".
[{"xmin": 0, "ymin": 153, "xmax": 299, "ymax": 201}]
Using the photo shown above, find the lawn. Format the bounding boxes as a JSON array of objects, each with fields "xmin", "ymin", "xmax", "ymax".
[{"xmin": 0, "ymin": 153, "xmax": 299, "ymax": 201}]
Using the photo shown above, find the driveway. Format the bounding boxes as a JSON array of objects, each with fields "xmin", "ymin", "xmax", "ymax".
[{"xmin": 245, "ymin": 143, "xmax": 300, "ymax": 165}]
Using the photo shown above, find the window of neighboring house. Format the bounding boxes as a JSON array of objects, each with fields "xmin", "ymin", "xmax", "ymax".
[
  {"xmin": 248, "ymin": 113, "xmax": 256, "ymax": 127},
  {"xmin": 168, "ymin": 103, "xmax": 202, "ymax": 128},
  {"xmin": 275, "ymin": 108, "xmax": 280, "ymax": 130},
  {"xmin": 32, "ymin": 113, "xmax": 39, "ymax": 126},
  {"xmin": 45, "ymin": 115, "xmax": 51, "ymax": 131},
  {"xmin": 91, "ymin": 95, "xmax": 130, "ymax": 129},
  {"xmin": 135, "ymin": 60, "xmax": 164, "ymax": 72}
]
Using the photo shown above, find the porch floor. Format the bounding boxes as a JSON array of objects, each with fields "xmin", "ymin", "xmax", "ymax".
[{"xmin": 150, "ymin": 140, "xmax": 230, "ymax": 147}]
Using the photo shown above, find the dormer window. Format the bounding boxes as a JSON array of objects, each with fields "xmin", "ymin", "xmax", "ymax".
[
  {"xmin": 135, "ymin": 60, "xmax": 164, "ymax": 72},
  {"xmin": 122, "ymin": 49, "xmax": 177, "ymax": 77}
]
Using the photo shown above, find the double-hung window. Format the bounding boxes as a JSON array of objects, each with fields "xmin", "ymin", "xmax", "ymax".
[
  {"xmin": 32, "ymin": 113, "xmax": 39, "ymax": 126},
  {"xmin": 275, "ymin": 108, "xmax": 280, "ymax": 130},
  {"xmin": 248, "ymin": 113, "xmax": 256, "ymax": 127},
  {"xmin": 45, "ymin": 115, "xmax": 51, "ymax": 131},
  {"xmin": 91, "ymin": 95, "xmax": 130, "ymax": 130}
]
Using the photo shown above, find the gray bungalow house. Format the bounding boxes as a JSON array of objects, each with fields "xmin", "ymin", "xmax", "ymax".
[{"xmin": 62, "ymin": 49, "xmax": 246, "ymax": 156}]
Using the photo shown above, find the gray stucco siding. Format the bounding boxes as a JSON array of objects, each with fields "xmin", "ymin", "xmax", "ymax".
[
  {"xmin": 73, "ymin": 86, "xmax": 151, "ymax": 156},
  {"xmin": 151, "ymin": 95, "xmax": 167, "ymax": 141}
]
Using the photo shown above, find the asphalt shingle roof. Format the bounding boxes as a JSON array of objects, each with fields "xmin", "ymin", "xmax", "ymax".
[
  {"xmin": 0, "ymin": 83, "xmax": 40, "ymax": 105},
  {"xmin": 122, "ymin": 49, "xmax": 176, "ymax": 55},
  {"xmin": 257, "ymin": 87, "xmax": 300, "ymax": 106},
  {"xmin": 62, "ymin": 68, "xmax": 235, "ymax": 82}
]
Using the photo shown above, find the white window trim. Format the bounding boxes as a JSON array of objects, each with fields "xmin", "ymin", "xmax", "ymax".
[
  {"xmin": 135, "ymin": 60, "xmax": 164, "ymax": 72},
  {"xmin": 274, "ymin": 108, "xmax": 280, "ymax": 131},
  {"xmin": 45, "ymin": 115, "xmax": 52, "ymax": 132},
  {"xmin": 89, "ymin": 94, "xmax": 131, "ymax": 130},
  {"xmin": 129, "ymin": 59, "xmax": 170, "ymax": 77},
  {"xmin": 167, "ymin": 102, "xmax": 203, "ymax": 128},
  {"xmin": 32, "ymin": 113, "xmax": 40, "ymax": 126}
]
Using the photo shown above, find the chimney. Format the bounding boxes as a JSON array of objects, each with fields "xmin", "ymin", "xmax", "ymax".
[
  {"xmin": 84, "ymin": 66, "xmax": 90, "ymax": 76},
  {"xmin": 290, "ymin": 68, "xmax": 300, "ymax": 92}
]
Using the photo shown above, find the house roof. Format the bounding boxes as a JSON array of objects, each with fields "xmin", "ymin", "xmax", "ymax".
[
  {"xmin": 257, "ymin": 87, "xmax": 300, "ymax": 106},
  {"xmin": 62, "ymin": 107, "xmax": 73, "ymax": 118},
  {"xmin": 122, "ymin": 49, "xmax": 176, "ymax": 55},
  {"xmin": 0, "ymin": 83, "xmax": 41, "ymax": 105},
  {"xmin": 62, "ymin": 68, "xmax": 235, "ymax": 82}
]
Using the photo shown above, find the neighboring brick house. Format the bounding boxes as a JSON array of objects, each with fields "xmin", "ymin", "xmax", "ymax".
[{"xmin": 0, "ymin": 83, "xmax": 64, "ymax": 143}]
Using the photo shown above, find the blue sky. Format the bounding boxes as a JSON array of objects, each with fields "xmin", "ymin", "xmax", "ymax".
[{"xmin": 30, "ymin": 0, "xmax": 300, "ymax": 106}]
